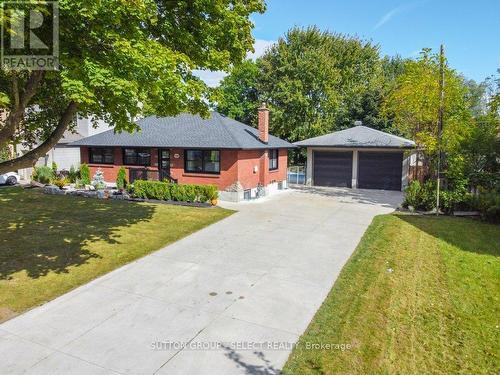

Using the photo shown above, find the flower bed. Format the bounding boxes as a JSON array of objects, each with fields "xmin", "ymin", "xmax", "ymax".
[{"xmin": 42, "ymin": 180, "xmax": 219, "ymax": 207}]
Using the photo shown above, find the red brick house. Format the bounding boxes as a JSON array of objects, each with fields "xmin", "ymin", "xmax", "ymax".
[{"xmin": 71, "ymin": 105, "xmax": 294, "ymax": 201}]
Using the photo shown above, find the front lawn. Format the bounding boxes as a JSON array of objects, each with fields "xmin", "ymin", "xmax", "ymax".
[
  {"xmin": 0, "ymin": 187, "xmax": 233, "ymax": 322},
  {"xmin": 283, "ymin": 214, "xmax": 499, "ymax": 374}
]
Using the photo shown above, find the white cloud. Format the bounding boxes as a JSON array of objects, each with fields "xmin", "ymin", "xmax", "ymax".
[
  {"xmin": 247, "ymin": 39, "xmax": 275, "ymax": 60},
  {"xmin": 193, "ymin": 70, "xmax": 228, "ymax": 88},
  {"xmin": 373, "ymin": 7, "xmax": 401, "ymax": 31},
  {"xmin": 194, "ymin": 39, "xmax": 275, "ymax": 87},
  {"xmin": 373, "ymin": 1, "xmax": 428, "ymax": 31}
]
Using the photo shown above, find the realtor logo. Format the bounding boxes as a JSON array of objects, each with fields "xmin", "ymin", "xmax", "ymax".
[{"xmin": 1, "ymin": 1, "xmax": 59, "ymax": 70}]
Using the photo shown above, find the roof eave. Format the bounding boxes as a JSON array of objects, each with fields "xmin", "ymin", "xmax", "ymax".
[
  {"xmin": 69, "ymin": 143, "xmax": 297, "ymax": 149},
  {"xmin": 294, "ymin": 144, "xmax": 416, "ymax": 149}
]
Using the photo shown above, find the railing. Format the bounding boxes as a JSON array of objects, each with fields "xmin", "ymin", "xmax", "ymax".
[
  {"xmin": 287, "ymin": 165, "xmax": 306, "ymax": 185},
  {"xmin": 129, "ymin": 169, "xmax": 159, "ymax": 183}
]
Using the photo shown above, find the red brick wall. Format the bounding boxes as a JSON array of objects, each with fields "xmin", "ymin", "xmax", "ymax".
[
  {"xmin": 237, "ymin": 150, "xmax": 262, "ymax": 189},
  {"xmin": 82, "ymin": 147, "xmax": 160, "ymax": 183},
  {"xmin": 273, "ymin": 148, "xmax": 288, "ymax": 183},
  {"xmin": 79, "ymin": 146, "xmax": 287, "ymax": 190},
  {"xmin": 170, "ymin": 148, "xmax": 239, "ymax": 190}
]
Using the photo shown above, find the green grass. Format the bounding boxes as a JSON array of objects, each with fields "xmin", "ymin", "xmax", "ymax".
[
  {"xmin": 283, "ymin": 214, "xmax": 500, "ymax": 375},
  {"xmin": 0, "ymin": 187, "xmax": 233, "ymax": 322}
]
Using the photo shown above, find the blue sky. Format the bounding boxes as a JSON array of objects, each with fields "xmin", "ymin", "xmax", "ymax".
[{"xmin": 251, "ymin": 0, "xmax": 500, "ymax": 82}]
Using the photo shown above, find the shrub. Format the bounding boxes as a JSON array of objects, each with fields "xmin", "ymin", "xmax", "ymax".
[
  {"xmin": 75, "ymin": 179, "xmax": 86, "ymax": 189},
  {"xmin": 52, "ymin": 177, "xmax": 68, "ymax": 189},
  {"xmin": 403, "ymin": 180, "xmax": 470, "ymax": 213},
  {"xmin": 170, "ymin": 183, "xmax": 186, "ymax": 201},
  {"xmin": 68, "ymin": 165, "xmax": 79, "ymax": 183},
  {"xmin": 80, "ymin": 164, "xmax": 91, "ymax": 185},
  {"xmin": 403, "ymin": 181, "xmax": 421, "ymax": 209},
  {"xmin": 468, "ymin": 192, "xmax": 500, "ymax": 223},
  {"xmin": 51, "ymin": 161, "xmax": 58, "ymax": 174},
  {"xmin": 92, "ymin": 168, "xmax": 106, "ymax": 190},
  {"xmin": 116, "ymin": 167, "xmax": 128, "ymax": 190},
  {"xmin": 32, "ymin": 166, "xmax": 54, "ymax": 184},
  {"xmin": 132, "ymin": 180, "xmax": 218, "ymax": 204},
  {"xmin": 56, "ymin": 170, "xmax": 70, "ymax": 179},
  {"xmin": 134, "ymin": 180, "xmax": 171, "ymax": 200},
  {"xmin": 403, "ymin": 181, "xmax": 435, "ymax": 211}
]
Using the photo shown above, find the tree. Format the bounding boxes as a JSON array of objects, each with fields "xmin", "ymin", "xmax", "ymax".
[
  {"xmin": 459, "ymin": 114, "xmax": 499, "ymax": 190},
  {"xmin": 216, "ymin": 28, "xmax": 408, "ymax": 141},
  {"xmin": 216, "ymin": 60, "xmax": 260, "ymax": 126},
  {"xmin": 382, "ymin": 49, "xmax": 472, "ymax": 179},
  {"xmin": 458, "ymin": 70, "xmax": 500, "ymax": 190},
  {"xmin": 485, "ymin": 68, "xmax": 500, "ymax": 115},
  {"xmin": 257, "ymin": 27, "xmax": 382, "ymax": 142},
  {"xmin": 0, "ymin": 0, "xmax": 265, "ymax": 173}
]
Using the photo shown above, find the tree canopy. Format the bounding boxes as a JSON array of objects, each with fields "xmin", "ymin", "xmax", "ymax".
[
  {"xmin": 383, "ymin": 49, "xmax": 498, "ymax": 190},
  {"xmin": 217, "ymin": 27, "xmax": 386, "ymax": 142},
  {"xmin": 382, "ymin": 49, "xmax": 472, "ymax": 158},
  {"xmin": 215, "ymin": 60, "xmax": 260, "ymax": 126},
  {"xmin": 0, "ymin": 0, "xmax": 265, "ymax": 173}
]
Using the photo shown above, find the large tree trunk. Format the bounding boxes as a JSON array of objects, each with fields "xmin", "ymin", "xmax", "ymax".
[
  {"xmin": 0, "ymin": 101, "xmax": 78, "ymax": 174},
  {"xmin": 0, "ymin": 71, "xmax": 45, "ymax": 149}
]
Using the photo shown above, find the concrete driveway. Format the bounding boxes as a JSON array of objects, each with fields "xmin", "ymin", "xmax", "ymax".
[{"xmin": 0, "ymin": 187, "xmax": 402, "ymax": 375}]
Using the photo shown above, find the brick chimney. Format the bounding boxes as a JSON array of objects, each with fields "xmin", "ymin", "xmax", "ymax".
[{"xmin": 258, "ymin": 103, "xmax": 269, "ymax": 144}]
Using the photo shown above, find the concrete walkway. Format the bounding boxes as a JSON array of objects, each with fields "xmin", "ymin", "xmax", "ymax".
[{"xmin": 0, "ymin": 187, "xmax": 402, "ymax": 375}]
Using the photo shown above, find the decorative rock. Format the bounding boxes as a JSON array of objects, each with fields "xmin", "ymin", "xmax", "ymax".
[
  {"xmin": 96, "ymin": 190, "xmax": 107, "ymax": 199},
  {"xmin": 30, "ymin": 181, "xmax": 45, "ymax": 188},
  {"xmin": 44, "ymin": 185, "xmax": 64, "ymax": 195}
]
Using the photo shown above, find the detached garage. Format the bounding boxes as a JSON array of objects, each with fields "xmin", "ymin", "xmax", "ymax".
[{"xmin": 295, "ymin": 125, "xmax": 415, "ymax": 191}]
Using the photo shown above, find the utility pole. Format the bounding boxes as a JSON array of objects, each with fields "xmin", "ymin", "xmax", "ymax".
[{"xmin": 436, "ymin": 44, "xmax": 445, "ymax": 215}]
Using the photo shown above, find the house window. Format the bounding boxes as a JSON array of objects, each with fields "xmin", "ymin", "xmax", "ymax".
[
  {"xmin": 123, "ymin": 148, "xmax": 151, "ymax": 166},
  {"xmin": 89, "ymin": 147, "xmax": 114, "ymax": 164},
  {"xmin": 185, "ymin": 150, "xmax": 220, "ymax": 174},
  {"xmin": 269, "ymin": 149, "xmax": 279, "ymax": 170}
]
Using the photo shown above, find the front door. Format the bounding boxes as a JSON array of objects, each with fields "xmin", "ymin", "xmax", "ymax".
[{"xmin": 158, "ymin": 149, "xmax": 170, "ymax": 181}]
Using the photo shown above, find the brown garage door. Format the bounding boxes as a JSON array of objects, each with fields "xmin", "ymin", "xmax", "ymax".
[
  {"xmin": 358, "ymin": 151, "xmax": 403, "ymax": 191},
  {"xmin": 313, "ymin": 151, "xmax": 353, "ymax": 187}
]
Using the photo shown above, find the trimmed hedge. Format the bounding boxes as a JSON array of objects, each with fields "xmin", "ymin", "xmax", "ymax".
[{"xmin": 131, "ymin": 180, "xmax": 218, "ymax": 204}]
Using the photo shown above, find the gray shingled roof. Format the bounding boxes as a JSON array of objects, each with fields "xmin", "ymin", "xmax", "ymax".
[
  {"xmin": 70, "ymin": 112, "xmax": 294, "ymax": 149},
  {"xmin": 294, "ymin": 126, "xmax": 415, "ymax": 148}
]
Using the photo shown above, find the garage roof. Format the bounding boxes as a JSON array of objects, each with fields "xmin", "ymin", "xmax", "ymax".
[{"xmin": 294, "ymin": 126, "xmax": 415, "ymax": 149}]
